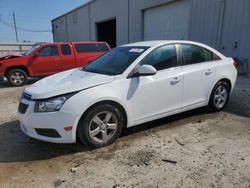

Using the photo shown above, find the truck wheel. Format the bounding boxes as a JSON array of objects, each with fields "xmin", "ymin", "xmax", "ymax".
[
  {"xmin": 7, "ymin": 69, "xmax": 28, "ymax": 87},
  {"xmin": 77, "ymin": 104, "xmax": 124, "ymax": 148}
]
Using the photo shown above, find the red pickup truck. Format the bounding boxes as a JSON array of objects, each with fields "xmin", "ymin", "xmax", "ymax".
[{"xmin": 0, "ymin": 42, "xmax": 110, "ymax": 86}]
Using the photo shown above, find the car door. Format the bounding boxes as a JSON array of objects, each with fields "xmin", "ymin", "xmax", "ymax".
[
  {"xmin": 131, "ymin": 44, "xmax": 183, "ymax": 123},
  {"xmin": 179, "ymin": 44, "xmax": 217, "ymax": 108},
  {"xmin": 60, "ymin": 44, "xmax": 76, "ymax": 71},
  {"xmin": 31, "ymin": 45, "xmax": 61, "ymax": 76}
]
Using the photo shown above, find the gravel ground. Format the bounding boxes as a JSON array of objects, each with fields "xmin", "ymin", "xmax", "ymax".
[{"xmin": 0, "ymin": 76, "xmax": 249, "ymax": 188}]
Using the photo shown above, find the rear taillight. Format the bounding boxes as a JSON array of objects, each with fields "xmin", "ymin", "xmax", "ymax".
[
  {"xmin": 232, "ymin": 57, "xmax": 239, "ymax": 69},
  {"xmin": 233, "ymin": 61, "xmax": 238, "ymax": 69}
]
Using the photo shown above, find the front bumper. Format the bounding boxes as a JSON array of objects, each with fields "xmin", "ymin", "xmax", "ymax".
[{"xmin": 18, "ymin": 97, "xmax": 81, "ymax": 144}]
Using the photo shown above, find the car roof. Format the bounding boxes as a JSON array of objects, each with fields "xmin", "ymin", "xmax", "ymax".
[
  {"xmin": 121, "ymin": 40, "xmax": 226, "ymax": 58},
  {"xmin": 121, "ymin": 40, "xmax": 206, "ymax": 47}
]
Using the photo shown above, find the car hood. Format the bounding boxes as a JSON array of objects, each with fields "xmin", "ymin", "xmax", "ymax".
[
  {"xmin": 0, "ymin": 54, "xmax": 23, "ymax": 61},
  {"xmin": 25, "ymin": 68, "xmax": 116, "ymax": 99}
]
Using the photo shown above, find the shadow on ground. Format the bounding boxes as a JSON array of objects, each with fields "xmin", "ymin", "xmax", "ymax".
[
  {"xmin": 0, "ymin": 78, "xmax": 39, "ymax": 88},
  {"xmin": 0, "ymin": 76, "xmax": 248, "ymax": 163},
  {"xmin": 224, "ymin": 76, "xmax": 250, "ymax": 118},
  {"xmin": 0, "ymin": 108, "xmax": 209, "ymax": 163}
]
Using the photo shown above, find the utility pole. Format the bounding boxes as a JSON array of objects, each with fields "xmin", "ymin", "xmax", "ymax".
[{"xmin": 13, "ymin": 11, "xmax": 19, "ymax": 43}]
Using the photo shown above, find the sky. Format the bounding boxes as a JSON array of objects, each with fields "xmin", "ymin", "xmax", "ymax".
[{"xmin": 0, "ymin": 0, "xmax": 87, "ymax": 43}]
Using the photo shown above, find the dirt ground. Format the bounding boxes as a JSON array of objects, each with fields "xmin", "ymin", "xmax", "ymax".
[{"xmin": 0, "ymin": 76, "xmax": 250, "ymax": 188}]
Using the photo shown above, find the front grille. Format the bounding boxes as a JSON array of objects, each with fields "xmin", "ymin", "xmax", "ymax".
[
  {"xmin": 35, "ymin": 129, "xmax": 61, "ymax": 138},
  {"xmin": 18, "ymin": 102, "xmax": 29, "ymax": 114},
  {"xmin": 22, "ymin": 92, "xmax": 32, "ymax": 100}
]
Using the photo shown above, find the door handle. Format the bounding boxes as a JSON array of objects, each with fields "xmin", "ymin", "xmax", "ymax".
[
  {"xmin": 205, "ymin": 69, "xmax": 213, "ymax": 75},
  {"xmin": 54, "ymin": 57, "xmax": 60, "ymax": 61},
  {"xmin": 171, "ymin": 77, "xmax": 181, "ymax": 85}
]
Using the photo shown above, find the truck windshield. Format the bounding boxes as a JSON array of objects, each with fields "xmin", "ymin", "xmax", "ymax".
[
  {"xmin": 83, "ymin": 46, "xmax": 149, "ymax": 75},
  {"xmin": 22, "ymin": 44, "xmax": 41, "ymax": 56}
]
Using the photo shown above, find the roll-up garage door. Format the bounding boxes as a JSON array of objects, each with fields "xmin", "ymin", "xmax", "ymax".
[{"xmin": 143, "ymin": 0, "xmax": 190, "ymax": 40}]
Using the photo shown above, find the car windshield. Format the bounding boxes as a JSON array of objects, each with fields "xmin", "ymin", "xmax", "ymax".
[
  {"xmin": 22, "ymin": 43, "xmax": 42, "ymax": 56},
  {"xmin": 83, "ymin": 46, "xmax": 149, "ymax": 75}
]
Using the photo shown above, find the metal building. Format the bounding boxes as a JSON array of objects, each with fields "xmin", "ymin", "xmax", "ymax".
[{"xmin": 51, "ymin": 0, "xmax": 250, "ymax": 73}]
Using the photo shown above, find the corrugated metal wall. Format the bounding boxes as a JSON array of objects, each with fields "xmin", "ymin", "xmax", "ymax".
[
  {"xmin": 188, "ymin": 0, "xmax": 223, "ymax": 49},
  {"xmin": 66, "ymin": 6, "xmax": 90, "ymax": 42},
  {"xmin": 52, "ymin": 17, "xmax": 68, "ymax": 42},
  {"xmin": 89, "ymin": 0, "xmax": 129, "ymax": 45},
  {"xmin": 52, "ymin": 0, "xmax": 250, "ymax": 73},
  {"xmin": 189, "ymin": 0, "xmax": 250, "ymax": 73}
]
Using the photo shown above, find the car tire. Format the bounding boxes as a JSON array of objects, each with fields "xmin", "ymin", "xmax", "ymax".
[
  {"xmin": 7, "ymin": 69, "xmax": 28, "ymax": 87},
  {"xmin": 77, "ymin": 104, "xmax": 124, "ymax": 148},
  {"xmin": 208, "ymin": 81, "xmax": 230, "ymax": 112}
]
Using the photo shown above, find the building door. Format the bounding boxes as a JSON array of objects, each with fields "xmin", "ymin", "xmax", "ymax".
[
  {"xmin": 96, "ymin": 19, "xmax": 117, "ymax": 48},
  {"xmin": 143, "ymin": 0, "xmax": 190, "ymax": 41}
]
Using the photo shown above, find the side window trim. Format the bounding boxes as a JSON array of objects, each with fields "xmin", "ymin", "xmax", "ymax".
[{"xmin": 175, "ymin": 44, "xmax": 183, "ymax": 67}]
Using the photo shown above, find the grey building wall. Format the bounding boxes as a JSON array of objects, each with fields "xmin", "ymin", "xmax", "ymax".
[
  {"xmin": 51, "ymin": 0, "xmax": 250, "ymax": 73},
  {"xmin": 52, "ymin": 17, "xmax": 67, "ymax": 42},
  {"xmin": 65, "ymin": 6, "xmax": 90, "ymax": 42},
  {"xmin": 188, "ymin": 0, "xmax": 223, "ymax": 49},
  {"xmin": 89, "ymin": 0, "xmax": 129, "ymax": 45}
]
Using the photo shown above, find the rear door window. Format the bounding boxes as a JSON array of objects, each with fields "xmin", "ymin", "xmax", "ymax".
[
  {"xmin": 180, "ymin": 44, "xmax": 220, "ymax": 65},
  {"xmin": 61, "ymin": 44, "xmax": 71, "ymax": 55}
]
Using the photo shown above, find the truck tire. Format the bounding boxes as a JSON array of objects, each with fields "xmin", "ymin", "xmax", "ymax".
[{"xmin": 7, "ymin": 69, "xmax": 28, "ymax": 87}]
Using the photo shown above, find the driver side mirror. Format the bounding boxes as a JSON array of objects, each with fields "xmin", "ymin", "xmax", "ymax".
[{"xmin": 137, "ymin": 65, "xmax": 157, "ymax": 76}]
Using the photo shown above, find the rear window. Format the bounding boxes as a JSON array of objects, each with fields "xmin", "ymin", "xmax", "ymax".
[
  {"xmin": 74, "ymin": 43, "xmax": 109, "ymax": 53},
  {"xmin": 97, "ymin": 43, "xmax": 110, "ymax": 52}
]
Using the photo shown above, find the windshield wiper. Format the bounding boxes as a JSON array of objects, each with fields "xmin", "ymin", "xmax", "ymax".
[{"xmin": 83, "ymin": 68, "xmax": 115, "ymax": 75}]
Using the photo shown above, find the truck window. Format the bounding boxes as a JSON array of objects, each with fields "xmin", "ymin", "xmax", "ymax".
[
  {"xmin": 97, "ymin": 43, "xmax": 110, "ymax": 52},
  {"xmin": 74, "ymin": 43, "xmax": 109, "ymax": 53},
  {"xmin": 61, "ymin": 44, "xmax": 71, "ymax": 55},
  {"xmin": 39, "ymin": 46, "xmax": 58, "ymax": 57}
]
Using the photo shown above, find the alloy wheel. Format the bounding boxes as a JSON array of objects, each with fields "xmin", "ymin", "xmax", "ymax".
[
  {"xmin": 213, "ymin": 85, "xmax": 228, "ymax": 109},
  {"xmin": 11, "ymin": 72, "xmax": 25, "ymax": 84},
  {"xmin": 88, "ymin": 111, "xmax": 118, "ymax": 143}
]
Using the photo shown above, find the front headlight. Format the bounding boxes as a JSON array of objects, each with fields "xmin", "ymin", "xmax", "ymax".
[{"xmin": 34, "ymin": 93, "xmax": 76, "ymax": 112}]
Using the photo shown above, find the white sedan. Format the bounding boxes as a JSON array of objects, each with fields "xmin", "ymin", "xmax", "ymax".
[{"xmin": 18, "ymin": 41, "xmax": 237, "ymax": 148}]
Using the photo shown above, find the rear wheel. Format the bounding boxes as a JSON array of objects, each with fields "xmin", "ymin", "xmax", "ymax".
[
  {"xmin": 7, "ymin": 69, "xmax": 28, "ymax": 87},
  {"xmin": 208, "ymin": 81, "xmax": 230, "ymax": 112},
  {"xmin": 77, "ymin": 104, "xmax": 124, "ymax": 148}
]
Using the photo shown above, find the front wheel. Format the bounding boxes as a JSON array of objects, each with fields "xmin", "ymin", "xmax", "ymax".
[
  {"xmin": 77, "ymin": 104, "xmax": 124, "ymax": 148},
  {"xmin": 6, "ymin": 69, "xmax": 28, "ymax": 87},
  {"xmin": 208, "ymin": 81, "xmax": 230, "ymax": 112}
]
